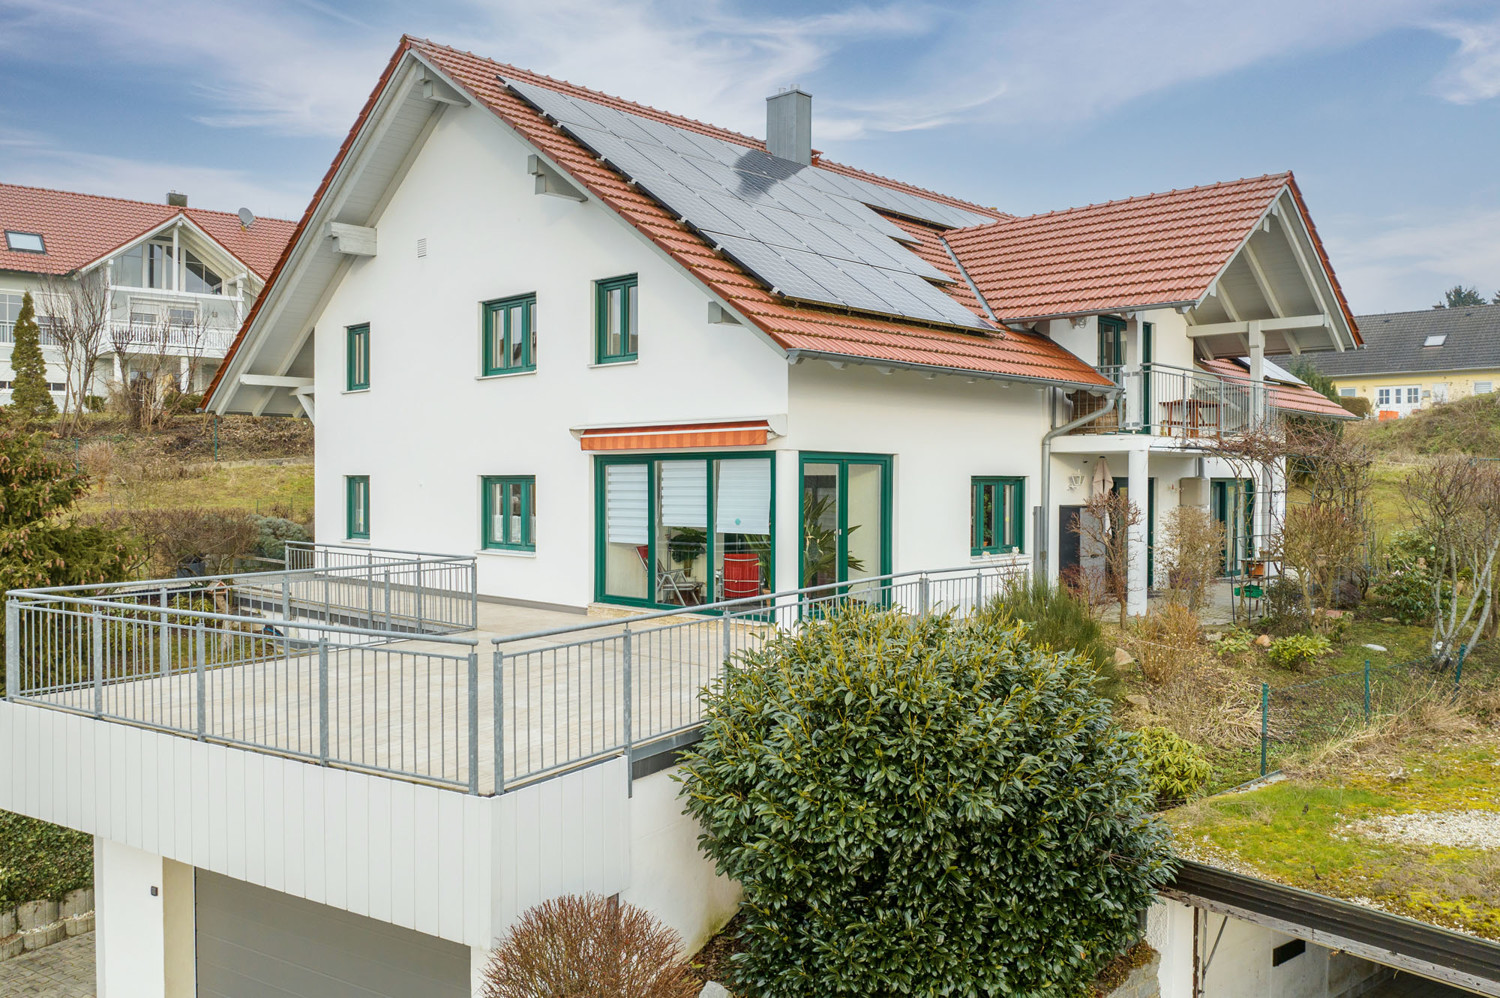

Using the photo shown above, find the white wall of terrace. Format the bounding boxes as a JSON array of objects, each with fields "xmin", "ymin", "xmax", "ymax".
[{"xmin": 0, "ymin": 701, "xmax": 733, "ymax": 958}]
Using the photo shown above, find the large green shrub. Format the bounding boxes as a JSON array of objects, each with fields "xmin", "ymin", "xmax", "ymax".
[
  {"xmin": 1367, "ymin": 530, "xmax": 1440, "ymax": 625},
  {"xmin": 251, "ymin": 515, "xmax": 311, "ymax": 562},
  {"xmin": 0, "ymin": 810, "xmax": 93, "ymax": 907},
  {"xmin": 680, "ymin": 605, "xmax": 1174, "ymax": 998},
  {"xmin": 1133, "ymin": 727, "xmax": 1212, "ymax": 807},
  {"xmin": 992, "ymin": 577, "xmax": 1116, "ymax": 690}
]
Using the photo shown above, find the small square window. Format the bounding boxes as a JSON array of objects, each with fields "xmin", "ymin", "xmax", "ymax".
[
  {"xmin": 482, "ymin": 476, "xmax": 535, "ymax": 551},
  {"xmin": 1476, "ymin": 381, "xmax": 1494, "ymax": 394},
  {"xmin": 482, "ymin": 294, "xmax": 536, "ymax": 375},
  {"xmin": 971, "ymin": 477, "xmax": 1025, "ymax": 555},
  {"xmin": 4, "ymin": 231, "xmax": 45, "ymax": 253},
  {"xmin": 1338, "ymin": 387, "xmax": 1356, "ymax": 397},
  {"xmin": 346, "ymin": 323, "xmax": 370, "ymax": 391},
  {"xmin": 346, "ymin": 476, "xmax": 370, "ymax": 539},
  {"xmin": 595, "ymin": 275, "xmax": 638, "ymax": 363}
]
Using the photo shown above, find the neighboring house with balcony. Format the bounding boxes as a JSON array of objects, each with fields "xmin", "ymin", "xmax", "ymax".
[
  {"xmin": 4, "ymin": 36, "xmax": 1358, "ymax": 998},
  {"xmin": 1299, "ymin": 302, "xmax": 1500, "ymax": 417},
  {"xmin": 0, "ymin": 183, "xmax": 295, "ymax": 406}
]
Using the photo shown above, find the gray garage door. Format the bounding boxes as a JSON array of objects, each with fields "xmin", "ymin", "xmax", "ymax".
[{"xmin": 195, "ymin": 872, "xmax": 470, "ymax": 998}]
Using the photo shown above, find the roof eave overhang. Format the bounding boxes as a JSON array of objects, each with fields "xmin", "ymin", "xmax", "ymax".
[
  {"xmin": 784, "ymin": 348, "xmax": 1117, "ymax": 393},
  {"xmin": 997, "ymin": 301, "xmax": 1201, "ymax": 325},
  {"xmin": 1169, "ymin": 860, "xmax": 1500, "ymax": 996}
]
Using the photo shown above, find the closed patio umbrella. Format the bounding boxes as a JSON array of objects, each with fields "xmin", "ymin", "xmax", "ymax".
[{"xmin": 1091, "ymin": 456, "xmax": 1113, "ymax": 498}]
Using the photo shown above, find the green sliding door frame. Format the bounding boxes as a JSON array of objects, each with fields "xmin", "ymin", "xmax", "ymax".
[{"xmin": 797, "ymin": 452, "xmax": 894, "ymax": 591}]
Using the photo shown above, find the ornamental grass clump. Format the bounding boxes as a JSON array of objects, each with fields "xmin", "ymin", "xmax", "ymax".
[{"xmin": 680, "ymin": 604, "xmax": 1176, "ymax": 998}]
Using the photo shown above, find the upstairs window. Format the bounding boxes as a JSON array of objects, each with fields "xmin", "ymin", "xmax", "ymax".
[
  {"xmin": 346, "ymin": 323, "xmax": 370, "ymax": 391},
  {"xmin": 1423, "ymin": 334, "xmax": 1447, "ymax": 347},
  {"xmin": 183, "ymin": 249, "xmax": 223, "ymax": 295},
  {"xmin": 482, "ymin": 294, "xmax": 536, "ymax": 375},
  {"xmin": 5, "ymin": 231, "xmax": 45, "ymax": 253},
  {"xmin": 595, "ymin": 274, "xmax": 638, "ymax": 363},
  {"xmin": 346, "ymin": 476, "xmax": 370, "ymax": 540},
  {"xmin": 1097, "ymin": 316, "xmax": 1125, "ymax": 369},
  {"xmin": 482, "ymin": 476, "xmax": 536, "ymax": 551},
  {"xmin": 971, "ymin": 477, "xmax": 1025, "ymax": 556}
]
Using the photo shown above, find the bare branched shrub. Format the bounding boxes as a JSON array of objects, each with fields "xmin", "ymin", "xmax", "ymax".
[
  {"xmin": 481, "ymin": 894, "xmax": 697, "ymax": 998},
  {"xmin": 1276, "ymin": 503, "xmax": 1365, "ymax": 632},
  {"xmin": 77, "ymin": 440, "xmax": 116, "ymax": 483},
  {"xmin": 1400, "ymin": 456, "xmax": 1500, "ymax": 664},
  {"xmin": 1072, "ymin": 490, "xmax": 1143, "ymax": 626},
  {"xmin": 1132, "ymin": 603, "xmax": 1203, "ymax": 684},
  {"xmin": 93, "ymin": 508, "xmax": 258, "ymax": 577},
  {"xmin": 1161, "ymin": 505, "xmax": 1220, "ymax": 612}
]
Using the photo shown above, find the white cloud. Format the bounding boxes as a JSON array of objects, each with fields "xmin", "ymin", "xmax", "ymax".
[
  {"xmin": 1322, "ymin": 207, "xmax": 1500, "ymax": 312},
  {"xmin": 0, "ymin": 125, "xmax": 310, "ymax": 218},
  {"xmin": 1430, "ymin": 16, "xmax": 1500, "ymax": 102}
]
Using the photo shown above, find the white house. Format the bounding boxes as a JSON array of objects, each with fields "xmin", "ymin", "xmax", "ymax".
[
  {"xmin": 4, "ymin": 35, "xmax": 1366, "ymax": 998},
  {"xmin": 0, "ymin": 183, "xmax": 295, "ymax": 406}
]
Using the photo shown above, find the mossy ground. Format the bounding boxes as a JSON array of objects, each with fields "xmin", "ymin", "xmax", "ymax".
[{"xmin": 1167, "ymin": 744, "xmax": 1500, "ymax": 939}]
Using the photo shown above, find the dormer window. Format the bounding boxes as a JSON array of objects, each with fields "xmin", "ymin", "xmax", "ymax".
[
  {"xmin": 5, "ymin": 231, "xmax": 45, "ymax": 253},
  {"xmin": 1423, "ymin": 334, "xmax": 1446, "ymax": 347}
]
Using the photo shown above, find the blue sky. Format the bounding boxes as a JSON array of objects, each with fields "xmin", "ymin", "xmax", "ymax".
[{"xmin": 3, "ymin": 0, "xmax": 1499, "ymax": 312}]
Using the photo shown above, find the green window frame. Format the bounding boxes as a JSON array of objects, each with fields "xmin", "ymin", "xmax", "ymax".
[
  {"xmin": 1097, "ymin": 315, "xmax": 1125, "ymax": 369},
  {"xmin": 346, "ymin": 323, "xmax": 370, "ymax": 391},
  {"xmin": 346, "ymin": 475, "xmax": 370, "ymax": 540},
  {"xmin": 971, "ymin": 476, "xmax": 1024, "ymax": 555},
  {"xmin": 594, "ymin": 274, "xmax": 638, "ymax": 364},
  {"xmin": 482, "ymin": 476, "xmax": 536, "ymax": 551},
  {"xmin": 482, "ymin": 294, "xmax": 536, "ymax": 375}
]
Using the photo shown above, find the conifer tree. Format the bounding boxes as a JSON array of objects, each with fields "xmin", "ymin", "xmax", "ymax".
[{"xmin": 9, "ymin": 292, "xmax": 57, "ymax": 420}]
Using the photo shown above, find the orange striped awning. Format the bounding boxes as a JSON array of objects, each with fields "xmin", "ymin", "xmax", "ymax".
[{"xmin": 579, "ymin": 420, "xmax": 772, "ymax": 451}]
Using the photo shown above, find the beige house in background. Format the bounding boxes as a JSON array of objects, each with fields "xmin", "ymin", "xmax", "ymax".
[{"xmin": 1302, "ymin": 303, "xmax": 1500, "ymax": 417}]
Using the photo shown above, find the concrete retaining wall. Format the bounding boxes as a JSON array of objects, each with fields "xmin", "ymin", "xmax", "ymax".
[{"xmin": 0, "ymin": 889, "xmax": 94, "ymax": 960}]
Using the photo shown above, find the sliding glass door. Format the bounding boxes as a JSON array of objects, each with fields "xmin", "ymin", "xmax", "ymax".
[
  {"xmin": 800, "ymin": 454, "xmax": 891, "ymax": 603},
  {"xmin": 597, "ymin": 453, "xmax": 775, "ymax": 609}
]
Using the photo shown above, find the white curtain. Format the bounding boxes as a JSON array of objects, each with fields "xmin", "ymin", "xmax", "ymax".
[
  {"xmin": 605, "ymin": 464, "xmax": 649, "ymax": 544},
  {"xmin": 716, "ymin": 459, "xmax": 771, "ymax": 535},
  {"xmin": 660, "ymin": 461, "xmax": 708, "ymax": 528}
]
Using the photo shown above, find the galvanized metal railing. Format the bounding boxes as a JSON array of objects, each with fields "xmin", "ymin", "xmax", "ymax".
[
  {"xmin": 5, "ymin": 558, "xmax": 1026, "ymax": 796},
  {"xmin": 1066, "ymin": 362, "xmax": 1271, "ymax": 439},
  {"xmin": 282, "ymin": 542, "xmax": 479, "ymax": 633},
  {"xmin": 489, "ymin": 562, "xmax": 1030, "ymax": 791}
]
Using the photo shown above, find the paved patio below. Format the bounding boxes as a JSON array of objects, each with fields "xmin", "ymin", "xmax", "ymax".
[{"xmin": 0, "ymin": 932, "xmax": 94, "ymax": 997}]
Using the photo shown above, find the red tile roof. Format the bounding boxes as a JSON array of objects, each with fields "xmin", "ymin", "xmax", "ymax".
[
  {"xmin": 944, "ymin": 174, "xmax": 1289, "ymax": 319},
  {"xmin": 1197, "ymin": 358, "xmax": 1355, "ymax": 420},
  {"xmin": 0, "ymin": 183, "xmax": 296, "ymax": 280},
  {"xmin": 210, "ymin": 38, "xmax": 1110, "ymax": 405}
]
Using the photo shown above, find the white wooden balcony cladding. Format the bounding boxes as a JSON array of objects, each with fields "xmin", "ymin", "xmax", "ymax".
[{"xmin": 0, "ymin": 702, "xmax": 629, "ymax": 948}]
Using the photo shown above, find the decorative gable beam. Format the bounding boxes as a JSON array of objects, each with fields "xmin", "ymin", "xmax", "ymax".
[
  {"xmin": 1273, "ymin": 201, "xmax": 1347, "ymax": 352},
  {"xmin": 325, "ymin": 222, "xmax": 376, "ymax": 257},
  {"xmin": 528, "ymin": 154, "xmax": 586, "ymax": 202},
  {"xmin": 1242, "ymin": 241, "xmax": 1285, "ymax": 318},
  {"xmin": 420, "ymin": 72, "xmax": 469, "ymax": 107},
  {"xmin": 1186, "ymin": 314, "xmax": 1327, "ymax": 337}
]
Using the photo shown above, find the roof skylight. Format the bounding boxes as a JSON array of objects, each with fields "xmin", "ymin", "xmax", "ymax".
[
  {"xmin": 1423, "ymin": 334, "xmax": 1447, "ymax": 347},
  {"xmin": 4, "ymin": 231, "xmax": 45, "ymax": 254}
]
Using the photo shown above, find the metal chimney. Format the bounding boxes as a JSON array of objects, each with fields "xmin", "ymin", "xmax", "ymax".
[{"xmin": 765, "ymin": 88, "xmax": 812, "ymax": 166}]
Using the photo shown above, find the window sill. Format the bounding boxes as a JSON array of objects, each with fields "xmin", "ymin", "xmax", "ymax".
[
  {"xmin": 476, "ymin": 369, "xmax": 537, "ymax": 381},
  {"xmin": 478, "ymin": 547, "xmax": 537, "ymax": 559},
  {"xmin": 343, "ymin": 388, "xmax": 370, "ymax": 395},
  {"xmin": 970, "ymin": 551, "xmax": 1024, "ymax": 562},
  {"xmin": 589, "ymin": 358, "xmax": 638, "ymax": 369},
  {"xmin": 344, "ymin": 537, "xmax": 371, "ymax": 545}
]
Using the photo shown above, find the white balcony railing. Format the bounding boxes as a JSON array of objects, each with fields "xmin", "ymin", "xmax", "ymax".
[
  {"xmin": 1066, "ymin": 362, "xmax": 1270, "ymax": 440},
  {"xmin": 104, "ymin": 322, "xmax": 238, "ymax": 357}
]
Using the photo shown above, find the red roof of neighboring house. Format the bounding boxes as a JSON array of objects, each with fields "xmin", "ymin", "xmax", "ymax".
[
  {"xmin": 943, "ymin": 173, "xmax": 1359, "ymax": 346},
  {"xmin": 1197, "ymin": 358, "xmax": 1355, "ymax": 420},
  {"xmin": 209, "ymin": 38, "xmax": 1109, "ymax": 405},
  {"xmin": 0, "ymin": 183, "xmax": 296, "ymax": 279}
]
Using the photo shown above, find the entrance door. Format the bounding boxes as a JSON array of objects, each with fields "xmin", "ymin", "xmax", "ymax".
[{"xmin": 800, "ymin": 454, "xmax": 891, "ymax": 602}]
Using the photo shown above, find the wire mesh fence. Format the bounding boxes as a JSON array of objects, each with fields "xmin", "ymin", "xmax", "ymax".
[{"xmin": 1258, "ymin": 646, "xmax": 1471, "ymax": 775}]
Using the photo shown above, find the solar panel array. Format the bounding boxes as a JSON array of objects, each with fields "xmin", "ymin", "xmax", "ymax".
[{"xmin": 503, "ymin": 77, "xmax": 995, "ymax": 330}]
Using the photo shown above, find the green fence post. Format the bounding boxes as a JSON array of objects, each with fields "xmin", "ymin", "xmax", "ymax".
[
  {"xmin": 1260, "ymin": 682, "xmax": 1269, "ymax": 777},
  {"xmin": 1363, "ymin": 659, "xmax": 1371, "ymax": 723}
]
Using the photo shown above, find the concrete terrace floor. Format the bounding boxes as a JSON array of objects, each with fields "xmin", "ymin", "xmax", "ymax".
[{"xmin": 0, "ymin": 932, "xmax": 95, "ymax": 997}]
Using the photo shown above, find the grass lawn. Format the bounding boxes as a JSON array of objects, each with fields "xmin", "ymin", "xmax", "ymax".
[
  {"xmin": 78, "ymin": 460, "xmax": 314, "ymax": 521},
  {"xmin": 1167, "ymin": 742, "xmax": 1500, "ymax": 940}
]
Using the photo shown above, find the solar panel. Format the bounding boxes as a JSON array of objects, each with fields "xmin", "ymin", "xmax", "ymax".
[{"xmin": 503, "ymin": 77, "xmax": 994, "ymax": 331}]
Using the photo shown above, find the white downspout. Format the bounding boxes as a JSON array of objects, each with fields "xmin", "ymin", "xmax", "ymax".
[{"xmin": 1036, "ymin": 387, "xmax": 1120, "ymax": 583}]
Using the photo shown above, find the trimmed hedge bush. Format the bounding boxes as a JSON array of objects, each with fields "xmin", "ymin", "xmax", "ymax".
[
  {"xmin": 680, "ymin": 603, "xmax": 1174, "ymax": 998},
  {"xmin": 1133, "ymin": 727, "xmax": 1212, "ymax": 807},
  {"xmin": 0, "ymin": 810, "xmax": 93, "ymax": 908}
]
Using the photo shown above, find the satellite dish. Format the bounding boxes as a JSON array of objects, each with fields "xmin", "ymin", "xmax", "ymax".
[{"xmin": 237, "ymin": 207, "xmax": 255, "ymax": 229}]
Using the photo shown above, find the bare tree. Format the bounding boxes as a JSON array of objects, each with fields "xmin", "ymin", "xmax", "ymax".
[
  {"xmin": 1161, "ymin": 505, "xmax": 1220, "ymax": 613},
  {"xmin": 38, "ymin": 268, "xmax": 110, "ymax": 430},
  {"xmin": 1400, "ymin": 457, "xmax": 1500, "ymax": 666},
  {"xmin": 1072, "ymin": 489, "xmax": 1142, "ymax": 628}
]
